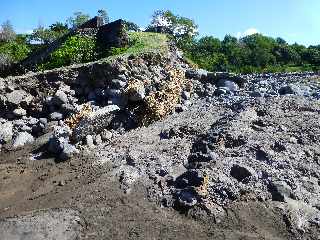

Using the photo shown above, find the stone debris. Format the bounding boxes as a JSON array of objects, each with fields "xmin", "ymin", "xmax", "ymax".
[{"xmin": 0, "ymin": 41, "xmax": 320, "ymax": 238}]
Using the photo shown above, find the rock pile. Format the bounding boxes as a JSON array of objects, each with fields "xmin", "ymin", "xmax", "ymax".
[{"xmin": 0, "ymin": 44, "xmax": 192, "ymax": 156}]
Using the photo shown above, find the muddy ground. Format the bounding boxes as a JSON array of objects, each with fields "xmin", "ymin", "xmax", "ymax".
[{"xmin": 1, "ymin": 97, "xmax": 319, "ymax": 240}]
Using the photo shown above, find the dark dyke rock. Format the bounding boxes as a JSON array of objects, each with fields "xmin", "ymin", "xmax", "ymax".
[
  {"xmin": 230, "ymin": 164, "xmax": 256, "ymax": 182},
  {"xmin": 96, "ymin": 19, "xmax": 129, "ymax": 51}
]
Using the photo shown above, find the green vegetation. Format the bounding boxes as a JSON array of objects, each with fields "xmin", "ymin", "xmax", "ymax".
[
  {"xmin": 0, "ymin": 9, "xmax": 319, "ymax": 75},
  {"xmin": 38, "ymin": 35, "xmax": 97, "ymax": 70},
  {"xmin": 38, "ymin": 32, "xmax": 168, "ymax": 71},
  {"xmin": 182, "ymin": 34, "xmax": 320, "ymax": 73},
  {"xmin": 125, "ymin": 32, "xmax": 168, "ymax": 55},
  {"xmin": 30, "ymin": 22, "xmax": 69, "ymax": 45},
  {"xmin": 148, "ymin": 10, "xmax": 320, "ymax": 73}
]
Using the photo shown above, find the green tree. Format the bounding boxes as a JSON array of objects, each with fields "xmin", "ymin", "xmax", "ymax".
[
  {"xmin": 0, "ymin": 20, "xmax": 16, "ymax": 42},
  {"xmin": 274, "ymin": 44, "xmax": 301, "ymax": 64},
  {"xmin": 147, "ymin": 10, "xmax": 198, "ymax": 48},
  {"xmin": 49, "ymin": 22, "xmax": 68, "ymax": 32},
  {"xmin": 123, "ymin": 20, "xmax": 140, "ymax": 32},
  {"xmin": 67, "ymin": 12, "xmax": 90, "ymax": 29},
  {"xmin": 240, "ymin": 34, "xmax": 276, "ymax": 67},
  {"xmin": 97, "ymin": 9, "xmax": 109, "ymax": 24}
]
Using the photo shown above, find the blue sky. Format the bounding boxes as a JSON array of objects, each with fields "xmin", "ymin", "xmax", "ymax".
[{"xmin": 1, "ymin": 0, "xmax": 319, "ymax": 46}]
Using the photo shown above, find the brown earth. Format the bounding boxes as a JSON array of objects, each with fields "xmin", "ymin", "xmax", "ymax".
[{"xmin": 0, "ymin": 127, "xmax": 301, "ymax": 240}]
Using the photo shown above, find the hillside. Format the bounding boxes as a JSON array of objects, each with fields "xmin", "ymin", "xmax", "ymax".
[{"xmin": 0, "ymin": 25, "xmax": 320, "ymax": 239}]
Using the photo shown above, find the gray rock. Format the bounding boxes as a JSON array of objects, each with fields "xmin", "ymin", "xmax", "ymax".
[
  {"xmin": 107, "ymin": 89, "xmax": 122, "ymax": 98},
  {"xmin": 185, "ymin": 69, "xmax": 208, "ymax": 80},
  {"xmin": 86, "ymin": 135, "xmax": 95, "ymax": 148},
  {"xmin": 72, "ymin": 105, "xmax": 120, "ymax": 142},
  {"xmin": 59, "ymin": 142, "xmax": 79, "ymax": 161},
  {"xmin": 0, "ymin": 122, "xmax": 13, "ymax": 143},
  {"xmin": 12, "ymin": 132, "xmax": 34, "ymax": 148},
  {"xmin": 178, "ymin": 189, "xmax": 198, "ymax": 207},
  {"xmin": 52, "ymin": 90, "xmax": 68, "ymax": 106},
  {"xmin": 111, "ymin": 79, "xmax": 127, "ymax": 89},
  {"xmin": 101, "ymin": 129, "xmax": 113, "ymax": 141},
  {"xmin": 50, "ymin": 112, "xmax": 63, "ymax": 121},
  {"xmin": 13, "ymin": 108, "xmax": 27, "ymax": 117},
  {"xmin": 279, "ymin": 84, "xmax": 312, "ymax": 96},
  {"xmin": 39, "ymin": 118, "xmax": 48, "ymax": 125},
  {"xmin": 230, "ymin": 164, "xmax": 256, "ymax": 182},
  {"xmin": 214, "ymin": 87, "xmax": 228, "ymax": 96},
  {"xmin": 94, "ymin": 134, "xmax": 103, "ymax": 145},
  {"xmin": 249, "ymin": 91, "xmax": 263, "ymax": 97},
  {"xmin": 5, "ymin": 90, "xmax": 31, "ymax": 106},
  {"xmin": 181, "ymin": 91, "xmax": 191, "ymax": 100},
  {"xmin": 28, "ymin": 117, "xmax": 39, "ymax": 126},
  {"xmin": 216, "ymin": 79, "xmax": 239, "ymax": 91},
  {"xmin": 48, "ymin": 126, "xmax": 72, "ymax": 154},
  {"xmin": 21, "ymin": 125, "xmax": 32, "ymax": 132},
  {"xmin": 269, "ymin": 180, "xmax": 293, "ymax": 202},
  {"xmin": 117, "ymin": 74, "xmax": 127, "ymax": 82},
  {"xmin": 47, "ymin": 125, "xmax": 78, "ymax": 160},
  {"xmin": 127, "ymin": 86, "xmax": 145, "ymax": 102}
]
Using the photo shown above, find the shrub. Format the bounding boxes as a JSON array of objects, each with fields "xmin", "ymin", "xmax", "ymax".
[
  {"xmin": 0, "ymin": 41, "xmax": 30, "ymax": 61},
  {"xmin": 40, "ymin": 35, "xmax": 97, "ymax": 70}
]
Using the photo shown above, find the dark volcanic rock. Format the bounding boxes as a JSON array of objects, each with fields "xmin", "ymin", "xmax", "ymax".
[{"xmin": 96, "ymin": 19, "xmax": 129, "ymax": 50}]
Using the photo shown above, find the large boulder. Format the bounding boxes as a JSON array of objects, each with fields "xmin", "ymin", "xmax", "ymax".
[
  {"xmin": 48, "ymin": 125, "xmax": 78, "ymax": 160},
  {"xmin": 185, "ymin": 69, "xmax": 208, "ymax": 80},
  {"xmin": 279, "ymin": 84, "xmax": 312, "ymax": 96},
  {"xmin": 72, "ymin": 105, "xmax": 120, "ymax": 142},
  {"xmin": 216, "ymin": 79, "xmax": 239, "ymax": 92},
  {"xmin": 208, "ymin": 72, "xmax": 247, "ymax": 88},
  {"xmin": 5, "ymin": 90, "xmax": 33, "ymax": 107},
  {"xmin": 0, "ymin": 121, "xmax": 13, "ymax": 143},
  {"xmin": 12, "ymin": 131, "xmax": 34, "ymax": 148},
  {"xmin": 96, "ymin": 19, "xmax": 129, "ymax": 50}
]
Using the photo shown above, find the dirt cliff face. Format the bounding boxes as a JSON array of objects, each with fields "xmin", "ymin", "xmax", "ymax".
[{"xmin": 0, "ymin": 44, "xmax": 320, "ymax": 239}]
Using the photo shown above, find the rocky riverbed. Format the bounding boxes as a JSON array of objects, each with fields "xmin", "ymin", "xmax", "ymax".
[{"xmin": 0, "ymin": 46, "xmax": 320, "ymax": 239}]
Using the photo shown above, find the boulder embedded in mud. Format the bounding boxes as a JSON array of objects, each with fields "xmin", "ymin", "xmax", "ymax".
[
  {"xmin": 58, "ymin": 141, "xmax": 79, "ymax": 161},
  {"xmin": 48, "ymin": 125, "xmax": 78, "ymax": 160},
  {"xmin": 12, "ymin": 131, "xmax": 34, "ymax": 148},
  {"xmin": 269, "ymin": 180, "xmax": 293, "ymax": 202},
  {"xmin": 230, "ymin": 164, "xmax": 256, "ymax": 182},
  {"xmin": 72, "ymin": 105, "xmax": 120, "ymax": 142}
]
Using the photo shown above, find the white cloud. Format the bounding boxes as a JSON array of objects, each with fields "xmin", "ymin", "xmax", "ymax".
[{"xmin": 236, "ymin": 28, "xmax": 259, "ymax": 39}]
